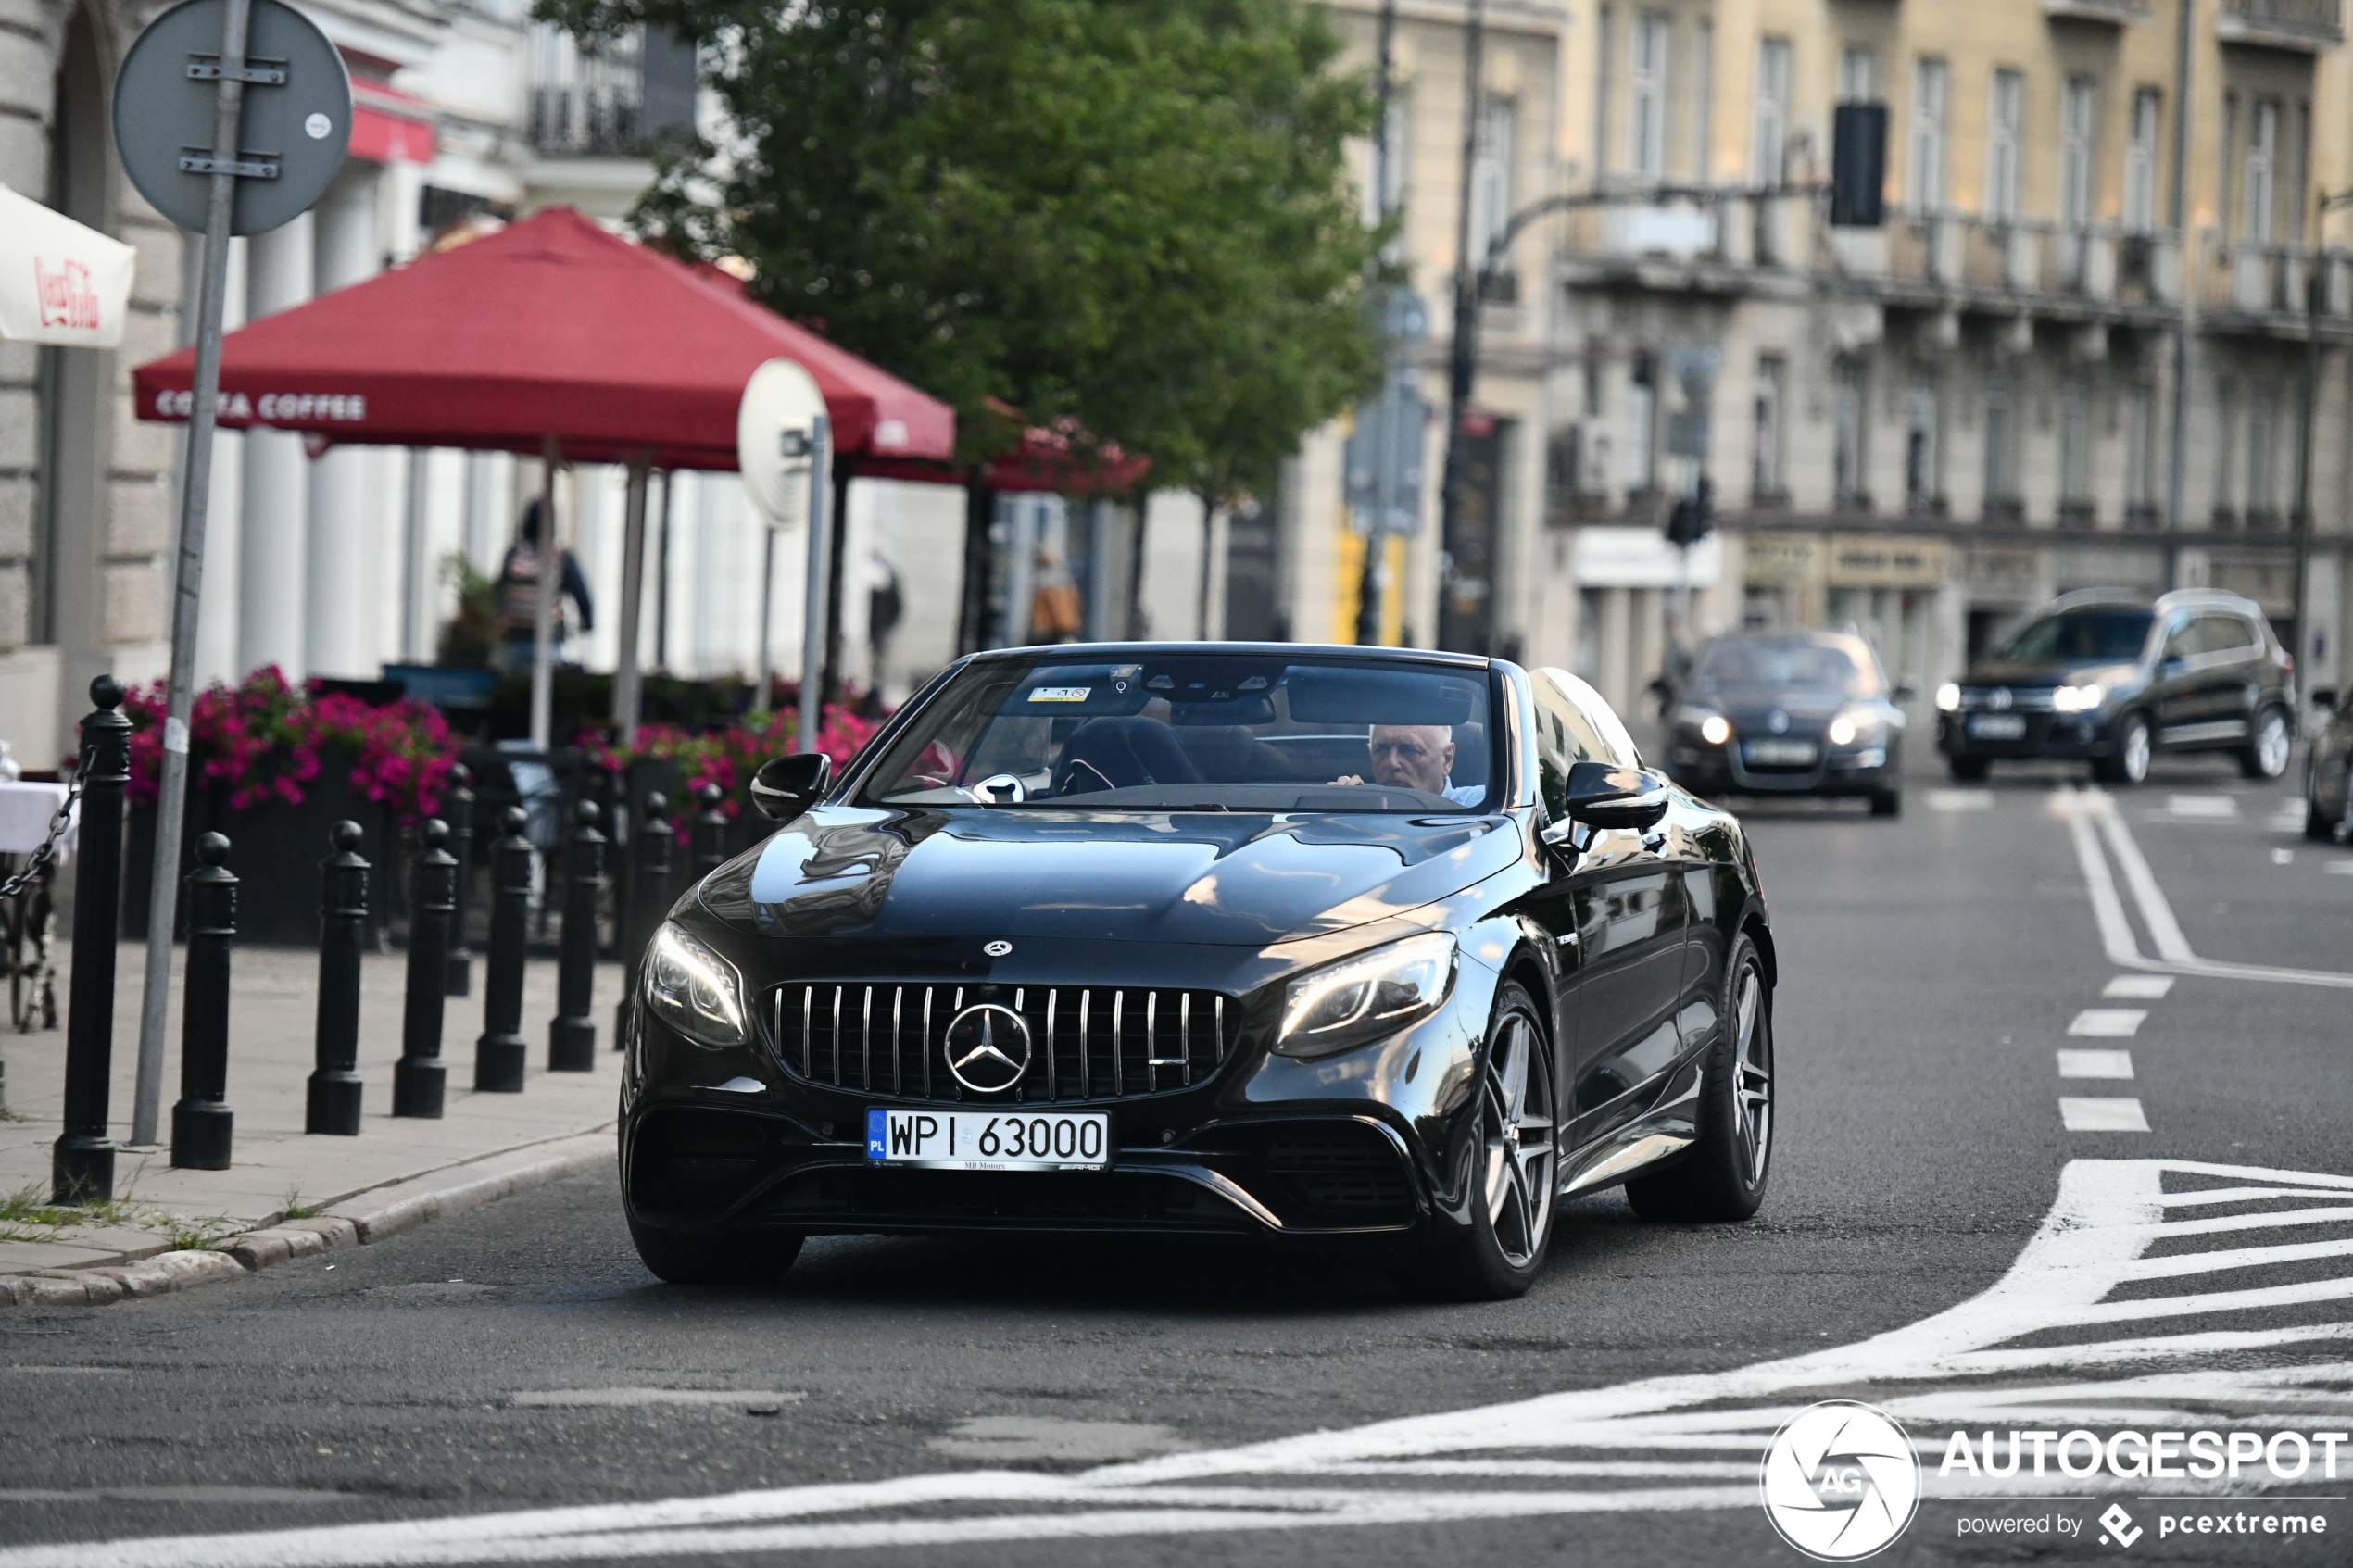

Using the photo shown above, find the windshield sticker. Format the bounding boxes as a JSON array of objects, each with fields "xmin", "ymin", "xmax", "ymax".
[{"xmin": 1027, "ymin": 686, "xmax": 1091, "ymax": 702}]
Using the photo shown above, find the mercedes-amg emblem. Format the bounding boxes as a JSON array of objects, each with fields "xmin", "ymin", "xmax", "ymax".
[
  {"xmin": 983, "ymin": 939, "xmax": 1013, "ymax": 957},
  {"xmin": 942, "ymin": 1003, "xmax": 1032, "ymax": 1094}
]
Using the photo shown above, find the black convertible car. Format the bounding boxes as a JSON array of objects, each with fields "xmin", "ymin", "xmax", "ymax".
[{"xmin": 622, "ymin": 645, "xmax": 1776, "ymax": 1299}]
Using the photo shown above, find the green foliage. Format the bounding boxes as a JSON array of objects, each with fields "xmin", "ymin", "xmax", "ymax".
[{"xmin": 534, "ymin": 0, "xmax": 1384, "ymax": 499}]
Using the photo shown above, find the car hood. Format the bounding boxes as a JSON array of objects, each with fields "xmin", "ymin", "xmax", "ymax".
[
  {"xmin": 698, "ymin": 806, "xmax": 1523, "ymax": 947},
  {"xmin": 1688, "ymin": 684, "xmax": 1854, "ymax": 725},
  {"xmin": 1961, "ymin": 659, "xmax": 2139, "ymax": 688}
]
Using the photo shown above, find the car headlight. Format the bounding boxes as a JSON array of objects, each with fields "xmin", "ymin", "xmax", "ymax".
[
  {"xmin": 1827, "ymin": 709, "xmax": 1881, "ymax": 748},
  {"xmin": 2051, "ymin": 683, "xmax": 2105, "ymax": 714},
  {"xmin": 1936, "ymin": 682, "xmax": 1961, "ymax": 712},
  {"xmin": 643, "ymin": 922, "xmax": 749, "ymax": 1047},
  {"xmin": 1676, "ymin": 706, "xmax": 1732, "ymax": 746},
  {"xmin": 1274, "ymin": 933, "xmax": 1458, "ymax": 1060}
]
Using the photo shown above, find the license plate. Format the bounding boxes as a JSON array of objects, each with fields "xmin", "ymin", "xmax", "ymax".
[
  {"xmin": 1969, "ymin": 713, "xmax": 2028, "ymax": 739},
  {"xmin": 1744, "ymin": 739, "xmax": 1818, "ymax": 765},
  {"xmin": 866, "ymin": 1109, "xmax": 1111, "ymax": 1172}
]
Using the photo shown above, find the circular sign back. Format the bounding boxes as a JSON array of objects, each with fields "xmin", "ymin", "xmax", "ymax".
[
  {"xmin": 113, "ymin": 0, "xmax": 352, "ymax": 236},
  {"xmin": 737, "ymin": 358, "xmax": 828, "ymax": 531}
]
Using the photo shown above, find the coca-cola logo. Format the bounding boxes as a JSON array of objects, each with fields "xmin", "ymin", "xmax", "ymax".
[{"xmin": 33, "ymin": 256, "xmax": 101, "ymax": 332}]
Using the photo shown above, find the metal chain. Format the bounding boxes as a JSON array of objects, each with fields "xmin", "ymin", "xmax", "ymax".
[{"xmin": 0, "ymin": 754, "xmax": 89, "ymax": 903}]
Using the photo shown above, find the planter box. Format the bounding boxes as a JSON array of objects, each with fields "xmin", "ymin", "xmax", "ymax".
[{"xmin": 124, "ymin": 747, "xmax": 398, "ymax": 947}]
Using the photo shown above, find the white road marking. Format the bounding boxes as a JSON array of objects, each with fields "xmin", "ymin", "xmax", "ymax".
[
  {"xmin": 2061, "ymin": 786, "xmax": 2353, "ymax": 988},
  {"xmin": 2329, "ymin": 860, "xmax": 2353, "ymax": 876},
  {"xmin": 2057, "ymin": 1049, "xmax": 2133, "ymax": 1079},
  {"xmin": 2101, "ymin": 974, "xmax": 2173, "ymax": 999},
  {"xmin": 2272, "ymin": 847, "xmax": 2296, "ymax": 865},
  {"xmin": 2068, "ymin": 1009, "xmax": 2145, "ymax": 1037},
  {"xmin": 507, "ymin": 1390, "xmax": 807, "ymax": 1409},
  {"xmin": 2167, "ymin": 794, "xmax": 2240, "ymax": 819},
  {"xmin": 929, "ymin": 1419, "xmax": 1189, "ymax": 1461},
  {"xmin": 2058, "ymin": 1098, "xmax": 2149, "ymax": 1132},
  {"xmin": 1926, "ymin": 789, "xmax": 1994, "ymax": 811},
  {"xmin": 10, "ymin": 1160, "xmax": 2352, "ymax": 1566}
]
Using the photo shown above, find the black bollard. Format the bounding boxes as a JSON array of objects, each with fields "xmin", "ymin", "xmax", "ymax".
[
  {"xmin": 473, "ymin": 806, "xmax": 533, "ymax": 1093},
  {"xmin": 53, "ymin": 676, "xmax": 131, "ymax": 1204},
  {"xmin": 394, "ymin": 819, "xmax": 458, "ymax": 1118},
  {"xmin": 306, "ymin": 822, "xmax": 368, "ymax": 1135},
  {"xmin": 441, "ymin": 763, "xmax": 475, "ymax": 997},
  {"xmin": 693, "ymin": 781, "xmax": 728, "ymax": 880},
  {"xmin": 170, "ymin": 833, "xmax": 237, "ymax": 1170},
  {"xmin": 614, "ymin": 791, "xmax": 673, "ymax": 1048},
  {"xmin": 547, "ymin": 800, "xmax": 605, "ymax": 1072}
]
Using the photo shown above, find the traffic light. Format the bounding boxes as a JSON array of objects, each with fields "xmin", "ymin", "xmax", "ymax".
[
  {"xmin": 1665, "ymin": 477, "xmax": 1712, "ymax": 548},
  {"xmin": 1831, "ymin": 103, "xmax": 1887, "ymax": 228}
]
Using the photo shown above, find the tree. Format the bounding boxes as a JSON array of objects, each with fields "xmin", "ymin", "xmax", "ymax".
[{"xmin": 537, "ymin": 0, "xmax": 1385, "ymax": 487}]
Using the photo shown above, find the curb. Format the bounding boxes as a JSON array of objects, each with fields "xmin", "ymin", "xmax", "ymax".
[{"xmin": 0, "ymin": 1125, "xmax": 615, "ymax": 1308}]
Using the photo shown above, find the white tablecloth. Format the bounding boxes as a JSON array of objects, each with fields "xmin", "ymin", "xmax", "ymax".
[{"xmin": 0, "ymin": 780, "xmax": 74, "ymax": 859}]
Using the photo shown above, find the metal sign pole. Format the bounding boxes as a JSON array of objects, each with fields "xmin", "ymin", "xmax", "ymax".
[
  {"xmin": 799, "ymin": 416, "xmax": 832, "ymax": 749},
  {"xmin": 132, "ymin": 0, "xmax": 256, "ymax": 1147}
]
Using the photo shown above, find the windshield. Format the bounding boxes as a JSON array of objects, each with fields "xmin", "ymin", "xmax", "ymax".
[
  {"xmin": 1995, "ymin": 609, "xmax": 2154, "ymax": 664},
  {"xmin": 1692, "ymin": 635, "xmax": 1881, "ymax": 697},
  {"xmin": 859, "ymin": 654, "xmax": 1498, "ymax": 812}
]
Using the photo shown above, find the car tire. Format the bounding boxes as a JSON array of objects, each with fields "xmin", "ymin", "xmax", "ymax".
[
  {"xmin": 1627, "ymin": 934, "xmax": 1772, "ymax": 1223},
  {"xmin": 1395, "ymin": 981, "xmax": 1556, "ymax": 1302},
  {"xmin": 2239, "ymin": 705, "xmax": 2293, "ymax": 781},
  {"xmin": 1947, "ymin": 757, "xmax": 1989, "ymax": 783},
  {"xmin": 628, "ymin": 1217, "xmax": 804, "ymax": 1286},
  {"xmin": 1869, "ymin": 787, "xmax": 1902, "ymax": 818},
  {"xmin": 2094, "ymin": 712, "xmax": 2154, "ymax": 785}
]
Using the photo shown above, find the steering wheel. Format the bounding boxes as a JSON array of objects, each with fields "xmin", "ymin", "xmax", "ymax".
[{"xmin": 969, "ymin": 773, "xmax": 1027, "ymax": 805}]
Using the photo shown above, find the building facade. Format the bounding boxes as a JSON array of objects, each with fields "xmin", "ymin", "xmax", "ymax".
[{"xmin": 1260, "ymin": 0, "xmax": 2353, "ymax": 729}]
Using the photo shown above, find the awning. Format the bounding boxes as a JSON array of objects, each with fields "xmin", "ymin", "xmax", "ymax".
[{"xmin": 0, "ymin": 182, "xmax": 137, "ymax": 349}]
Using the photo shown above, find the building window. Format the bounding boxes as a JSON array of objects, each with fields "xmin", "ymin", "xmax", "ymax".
[
  {"xmin": 1839, "ymin": 45, "xmax": 1877, "ymax": 105},
  {"xmin": 1752, "ymin": 355, "xmax": 1786, "ymax": 502},
  {"xmin": 1833, "ymin": 358, "xmax": 1869, "ymax": 508},
  {"xmin": 2247, "ymin": 387, "xmax": 2276, "ymax": 517},
  {"xmin": 1628, "ymin": 355, "xmax": 1658, "ymax": 494},
  {"xmin": 1594, "ymin": 5, "xmax": 1615, "ymax": 176},
  {"xmin": 1910, "ymin": 57, "xmax": 1949, "ymax": 210},
  {"xmin": 2246, "ymin": 98, "xmax": 2279, "ymax": 245},
  {"xmin": 1753, "ymin": 37, "xmax": 1793, "ymax": 186},
  {"xmin": 2293, "ymin": 101, "xmax": 2312, "ymax": 242},
  {"xmin": 1983, "ymin": 384, "xmax": 2017, "ymax": 509},
  {"xmin": 1986, "ymin": 69, "xmax": 2025, "ymax": 222},
  {"xmin": 1472, "ymin": 94, "xmax": 1516, "ymax": 260},
  {"xmin": 2059, "ymin": 391, "xmax": 2091, "ymax": 508},
  {"xmin": 1631, "ymin": 13, "xmax": 1672, "ymax": 180},
  {"xmin": 2124, "ymin": 89, "xmax": 2161, "ymax": 232},
  {"xmin": 1905, "ymin": 375, "xmax": 1940, "ymax": 509},
  {"xmin": 2060, "ymin": 78, "xmax": 2097, "ymax": 231},
  {"xmin": 2125, "ymin": 385, "xmax": 2156, "ymax": 510},
  {"xmin": 1692, "ymin": 19, "xmax": 1715, "ymax": 181}
]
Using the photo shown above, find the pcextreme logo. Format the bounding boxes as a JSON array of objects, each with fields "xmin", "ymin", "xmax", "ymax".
[{"xmin": 1760, "ymin": 1400, "xmax": 1923, "ymax": 1561}]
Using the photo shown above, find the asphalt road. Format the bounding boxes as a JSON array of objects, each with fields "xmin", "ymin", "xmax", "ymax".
[{"xmin": 4, "ymin": 745, "xmax": 2349, "ymax": 1566}]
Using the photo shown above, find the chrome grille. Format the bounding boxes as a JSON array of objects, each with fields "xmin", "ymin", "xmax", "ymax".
[
  {"xmin": 1956, "ymin": 686, "xmax": 2057, "ymax": 711},
  {"xmin": 774, "ymin": 983, "xmax": 1236, "ymax": 1102}
]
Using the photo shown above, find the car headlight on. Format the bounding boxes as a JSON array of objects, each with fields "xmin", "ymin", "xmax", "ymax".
[
  {"xmin": 1273, "ymin": 933, "xmax": 1458, "ymax": 1060},
  {"xmin": 1936, "ymin": 682, "xmax": 1961, "ymax": 712},
  {"xmin": 2051, "ymin": 683, "xmax": 2106, "ymax": 714},
  {"xmin": 1674, "ymin": 705, "xmax": 1731, "ymax": 746},
  {"xmin": 1827, "ymin": 709, "xmax": 1881, "ymax": 748},
  {"xmin": 643, "ymin": 922, "xmax": 749, "ymax": 1047}
]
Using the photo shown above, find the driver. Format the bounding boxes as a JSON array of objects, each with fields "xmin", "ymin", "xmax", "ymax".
[{"xmin": 1334, "ymin": 724, "xmax": 1484, "ymax": 805}]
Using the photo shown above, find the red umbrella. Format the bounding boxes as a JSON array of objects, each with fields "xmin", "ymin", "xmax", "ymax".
[{"xmin": 132, "ymin": 206, "xmax": 954, "ymax": 467}]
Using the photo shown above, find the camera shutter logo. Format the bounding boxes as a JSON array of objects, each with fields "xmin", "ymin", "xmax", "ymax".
[
  {"xmin": 1759, "ymin": 1400, "xmax": 1921, "ymax": 1561},
  {"xmin": 943, "ymin": 1003, "xmax": 1031, "ymax": 1094}
]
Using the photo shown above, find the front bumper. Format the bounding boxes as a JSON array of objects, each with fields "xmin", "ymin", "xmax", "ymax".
[
  {"xmin": 619, "ymin": 932, "xmax": 1513, "ymax": 1243},
  {"xmin": 1937, "ymin": 711, "xmax": 2112, "ymax": 760},
  {"xmin": 1666, "ymin": 738, "xmax": 1897, "ymax": 796}
]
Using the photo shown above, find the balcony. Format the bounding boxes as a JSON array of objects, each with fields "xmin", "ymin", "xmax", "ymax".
[
  {"xmin": 1874, "ymin": 210, "xmax": 2181, "ymax": 307},
  {"xmin": 2216, "ymin": 0, "xmax": 2344, "ymax": 50},
  {"xmin": 529, "ymin": 25, "xmax": 697, "ymax": 158},
  {"xmin": 2044, "ymin": 0, "xmax": 2149, "ymax": 21},
  {"xmin": 2201, "ymin": 239, "xmax": 2353, "ymax": 332}
]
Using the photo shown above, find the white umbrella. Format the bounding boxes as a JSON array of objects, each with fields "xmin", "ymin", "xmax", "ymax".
[{"xmin": 0, "ymin": 182, "xmax": 136, "ymax": 348}]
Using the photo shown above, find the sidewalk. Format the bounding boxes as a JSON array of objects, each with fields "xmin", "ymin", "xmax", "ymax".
[{"xmin": 0, "ymin": 938, "xmax": 623, "ymax": 1274}]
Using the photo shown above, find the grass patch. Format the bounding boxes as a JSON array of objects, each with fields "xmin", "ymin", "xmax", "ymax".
[
  {"xmin": 0, "ymin": 1181, "xmax": 74, "ymax": 1229},
  {"xmin": 280, "ymin": 1189, "xmax": 326, "ymax": 1221},
  {"xmin": 160, "ymin": 1215, "xmax": 241, "ymax": 1252}
]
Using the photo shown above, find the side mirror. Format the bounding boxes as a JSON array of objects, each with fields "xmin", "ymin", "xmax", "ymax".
[
  {"xmin": 1562, "ymin": 759, "xmax": 1671, "ymax": 831},
  {"xmin": 2314, "ymin": 687, "xmax": 2337, "ymax": 712},
  {"xmin": 749, "ymin": 752, "xmax": 832, "ymax": 820},
  {"xmin": 1892, "ymin": 683, "xmax": 1918, "ymax": 704},
  {"xmin": 2160, "ymin": 655, "xmax": 2186, "ymax": 677}
]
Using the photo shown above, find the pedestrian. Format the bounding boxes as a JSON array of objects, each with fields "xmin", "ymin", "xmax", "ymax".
[
  {"xmin": 1030, "ymin": 548, "xmax": 1083, "ymax": 644},
  {"xmin": 497, "ymin": 498, "xmax": 594, "ymax": 676}
]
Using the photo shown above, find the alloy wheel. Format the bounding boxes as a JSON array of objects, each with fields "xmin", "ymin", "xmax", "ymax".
[
  {"xmin": 1730, "ymin": 961, "xmax": 1772, "ymax": 1187},
  {"xmin": 2253, "ymin": 709, "xmax": 2292, "ymax": 779},
  {"xmin": 1479, "ymin": 1010, "xmax": 1556, "ymax": 1269},
  {"xmin": 2120, "ymin": 717, "xmax": 2153, "ymax": 784}
]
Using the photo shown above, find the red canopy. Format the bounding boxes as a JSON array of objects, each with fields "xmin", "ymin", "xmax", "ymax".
[{"xmin": 132, "ymin": 207, "xmax": 955, "ymax": 470}]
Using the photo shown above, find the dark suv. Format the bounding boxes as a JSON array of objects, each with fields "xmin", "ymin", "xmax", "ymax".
[{"xmin": 1936, "ymin": 588, "xmax": 2296, "ymax": 785}]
